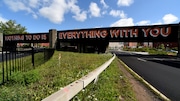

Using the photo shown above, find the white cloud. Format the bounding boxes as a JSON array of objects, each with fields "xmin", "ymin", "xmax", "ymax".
[
  {"xmin": 3, "ymin": 0, "xmax": 87, "ymax": 23},
  {"xmin": 4, "ymin": 0, "xmax": 32, "ymax": 12},
  {"xmin": 135, "ymin": 14, "xmax": 178, "ymax": 26},
  {"xmin": 117, "ymin": 0, "xmax": 134, "ymax": 6},
  {"xmin": 162, "ymin": 14, "xmax": 178, "ymax": 24},
  {"xmin": 102, "ymin": 10, "xmax": 108, "ymax": 15},
  {"xmin": 39, "ymin": 0, "xmax": 87, "ymax": 23},
  {"xmin": 100, "ymin": 0, "xmax": 109, "ymax": 9},
  {"xmin": 72, "ymin": 11, "xmax": 87, "ymax": 22},
  {"xmin": 0, "ymin": 15, "xmax": 8, "ymax": 23},
  {"xmin": 109, "ymin": 10, "xmax": 126, "ymax": 18},
  {"xmin": 39, "ymin": 0, "xmax": 68, "ymax": 24},
  {"xmin": 89, "ymin": 2, "xmax": 101, "ymax": 17},
  {"xmin": 29, "ymin": 0, "xmax": 39, "ymax": 8},
  {"xmin": 100, "ymin": 0, "xmax": 108, "ymax": 16},
  {"xmin": 110, "ymin": 18, "xmax": 134, "ymax": 27},
  {"xmin": 3, "ymin": 0, "xmax": 38, "ymax": 19},
  {"xmin": 32, "ymin": 13, "xmax": 38, "ymax": 19},
  {"xmin": 136, "ymin": 20, "xmax": 151, "ymax": 25},
  {"xmin": 68, "ymin": 0, "xmax": 87, "ymax": 22}
]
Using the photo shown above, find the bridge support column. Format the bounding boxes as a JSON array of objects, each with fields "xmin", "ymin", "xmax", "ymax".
[
  {"xmin": 77, "ymin": 43, "xmax": 83, "ymax": 53},
  {"xmin": 178, "ymin": 22, "xmax": 180, "ymax": 57},
  {"xmin": 49, "ymin": 29, "xmax": 57, "ymax": 49}
]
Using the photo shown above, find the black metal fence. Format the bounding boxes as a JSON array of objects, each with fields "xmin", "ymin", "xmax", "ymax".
[{"xmin": 0, "ymin": 47, "xmax": 54, "ymax": 85}]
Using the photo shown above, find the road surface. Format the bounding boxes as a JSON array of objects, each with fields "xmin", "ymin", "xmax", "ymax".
[{"xmin": 112, "ymin": 51, "xmax": 180, "ymax": 101}]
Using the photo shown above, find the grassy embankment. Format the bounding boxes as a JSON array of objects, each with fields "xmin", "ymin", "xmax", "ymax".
[{"xmin": 0, "ymin": 51, "xmax": 136, "ymax": 101}]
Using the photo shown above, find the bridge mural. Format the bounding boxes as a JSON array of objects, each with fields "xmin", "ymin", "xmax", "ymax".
[
  {"xmin": 2, "ymin": 23, "xmax": 180, "ymax": 55},
  {"xmin": 57, "ymin": 23, "xmax": 179, "ymax": 53},
  {"xmin": 58, "ymin": 24, "xmax": 178, "ymax": 42}
]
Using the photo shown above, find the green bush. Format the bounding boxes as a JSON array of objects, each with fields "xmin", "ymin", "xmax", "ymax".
[
  {"xmin": 10, "ymin": 72, "xmax": 25, "ymax": 84},
  {"xmin": 24, "ymin": 70, "xmax": 40, "ymax": 85},
  {"xmin": 10, "ymin": 70, "xmax": 40, "ymax": 85}
]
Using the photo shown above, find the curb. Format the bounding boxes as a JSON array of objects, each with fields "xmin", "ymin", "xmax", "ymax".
[{"xmin": 118, "ymin": 59, "xmax": 171, "ymax": 101}]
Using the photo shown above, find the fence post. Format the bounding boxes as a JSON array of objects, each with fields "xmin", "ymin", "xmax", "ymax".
[
  {"xmin": 15, "ymin": 49, "xmax": 17, "ymax": 72},
  {"xmin": 9, "ymin": 52, "xmax": 12, "ymax": 76},
  {"xmin": 22, "ymin": 52, "xmax": 24, "ymax": 72},
  {"xmin": 32, "ymin": 47, "xmax": 35, "ymax": 67},
  {"xmin": 58, "ymin": 53, "xmax": 61, "ymax": 67},
  {"xmin": 2, "ymin": 47, "xmax": 4, "ymax": 84},
  {"xmin": 44, "ymin": 48, "xmax": 46, "ymax": 62},
  {"xmin": 12, "ymin": 51, "xmax": 15, "ymax": 72},
  {"xmin": 5, "ymin": 48, "xmax": 8, "ymax": 81}
]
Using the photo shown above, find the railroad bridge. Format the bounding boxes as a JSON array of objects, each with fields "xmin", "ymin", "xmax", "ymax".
[{"xmin": 2, "ymin": 23, "xmax": 180, "ymax": 56}]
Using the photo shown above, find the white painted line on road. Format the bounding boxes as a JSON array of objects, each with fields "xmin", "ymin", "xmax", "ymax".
[
  {"xmin": 153, "ymin": 58, "xmax": 164, "ymax": 61},
  {"xmin": 137, "ymin": 58, "xmax": 147, "ymax": 62}
]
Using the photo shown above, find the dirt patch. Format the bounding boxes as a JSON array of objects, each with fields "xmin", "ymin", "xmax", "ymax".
[{"xmin": 118, "ymin": 60, "xmax": 161, "ymax": 101}]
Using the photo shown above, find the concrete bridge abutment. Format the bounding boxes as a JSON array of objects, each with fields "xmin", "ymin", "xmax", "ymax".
[{"xmin": 177, "ymin": 22, "xmax": 180, "ymax": 57}]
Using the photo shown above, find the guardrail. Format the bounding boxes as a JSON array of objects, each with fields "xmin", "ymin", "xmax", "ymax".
[{"xmin": 42, "ymin": 54, "xmax": 116, "ymax": 101}]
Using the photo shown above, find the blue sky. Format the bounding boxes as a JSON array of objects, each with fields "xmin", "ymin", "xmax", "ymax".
[{"xmin": 0, "ymin": 0, "xmax": 179, "ymax": 33}]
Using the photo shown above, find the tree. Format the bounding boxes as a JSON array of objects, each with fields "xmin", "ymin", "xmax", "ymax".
[{"xmin": 0, "ymin": 20, "xmax": 27, "ymax": 35}]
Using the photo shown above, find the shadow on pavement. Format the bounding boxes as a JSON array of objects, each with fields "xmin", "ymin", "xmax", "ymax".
[
  {"xmin": 115, "ymin": 52, "xmax": 180, "ymax": 69},
  {"xmin": 149, "ymin": 60, "xmax": 180, "ymax": 69}
]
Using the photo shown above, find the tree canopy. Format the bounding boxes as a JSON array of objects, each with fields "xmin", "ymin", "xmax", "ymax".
[{"xmin": 0, "ymin": 20, "xmax": 27, "ymax": 35}]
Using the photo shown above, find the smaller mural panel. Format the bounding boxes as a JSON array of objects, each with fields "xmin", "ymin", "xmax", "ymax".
[{"xmin": 4, "ymin": 33, "xmax": 49, "ymax": 43}]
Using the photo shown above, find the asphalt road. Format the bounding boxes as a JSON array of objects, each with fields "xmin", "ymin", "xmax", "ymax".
[{"xmin": 112, "ymin": 51, "xmax": 180, "ymax": 101}]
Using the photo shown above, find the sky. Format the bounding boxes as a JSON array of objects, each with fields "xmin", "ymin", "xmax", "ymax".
[{"xmin": 0, "ymin": 0, "xmax": 179, "ymax": 33}]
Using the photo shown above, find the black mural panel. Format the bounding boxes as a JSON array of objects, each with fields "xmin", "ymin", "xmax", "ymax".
[
  {"xmin": 4, "ymin": 33, "xmax": 49, "ymax": 43},
  {"xmin": 57, "ymin": 24, "xmax": 179, "ymax": 42}
]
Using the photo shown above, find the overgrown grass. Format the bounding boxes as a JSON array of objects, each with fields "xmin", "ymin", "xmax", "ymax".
[
  {"xmin": 0, "ymin": 51, "xmax": 119, "ymax": 101},
  {"xmin": 71, "ymin": 58, "xmax": 136, "ymax": 101}
]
